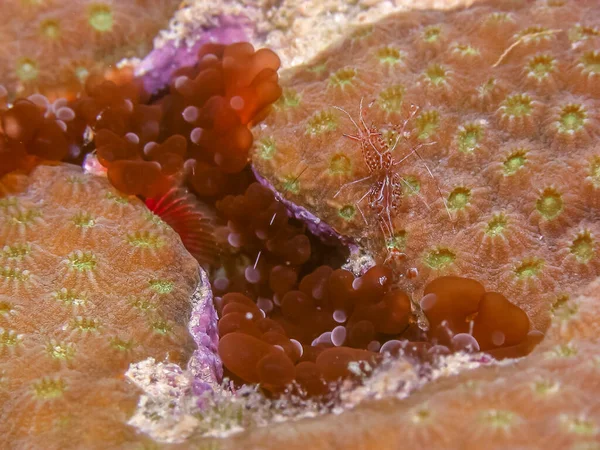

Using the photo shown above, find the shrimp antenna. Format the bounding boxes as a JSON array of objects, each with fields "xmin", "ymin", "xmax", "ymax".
[
  {"xmin": 410, "ymin": 143, "xmax": 453, "ymax": 221},
  {"xmin": 358, "ymin": 97, "xmax": 370, "ymax": 131},
  {"xmin": 332, "ymin": 104, "xmax": 362, "ymax": 136},
  {"xmin": 398, "ymin": 174, "xmax": 432, "ymax": 212},
  {"xmin": 333, "ymin": 174, "xmax": 373, "ymax": 198}
]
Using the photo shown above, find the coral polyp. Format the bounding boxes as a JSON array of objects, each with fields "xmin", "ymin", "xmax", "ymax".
[
  {"xmin": 0, "ymin": 0, "xmax": 182, "ymax": 99},
  {"xmin": 0, "ymin": 165, "xmax": 203, "ymax": 447}
]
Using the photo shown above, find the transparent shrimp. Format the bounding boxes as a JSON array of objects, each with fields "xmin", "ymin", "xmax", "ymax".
[{"xmin": 333, "ymin": 99, "xmax": 451, "ymax": 258}]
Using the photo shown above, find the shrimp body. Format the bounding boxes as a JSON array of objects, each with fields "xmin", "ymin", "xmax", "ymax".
[
  {"xmin": 334, "ymin": 99, "xmax": 407, "ymax": 241},
  {"xmin": 334, "ymin": 99, "xmax": 449, "ymax": 251}
]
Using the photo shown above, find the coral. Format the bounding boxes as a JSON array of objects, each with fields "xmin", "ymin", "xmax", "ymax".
[
  {"xmin": 0, "ymin": 164, "xmax": 213, "ymax": 448},
  {"xmin": 217, "ymin": 264, "xmax": 532, "ymax": 396},
  {"xmin": 137, "ymin": 14, "xmax": 252, "ymax": 94},
  {"xmin": 86, "ymin": 41, "xmax": 280, "ymax": 201},
  {"xmin": 212, "ymin": 182, "xmax": 313, "ymax": 298},
  {"xmin": 0, "ymin": 0, "xmax": 181, "ymax": 99},
  {"xmin": 253, "ymin": 0, "xmax": 600, "ymax": 337},
  {"xmin": 160, "ymin": 41, "xmax": 282, "ymax": 197},
  {"xmin": 196, "ymin": 273, "xmax": 600, "ymax": 450},
  {"xmin": 2, "ymin": 1, "xmax": 600, "ymax": 447},
  {"xmin": 0, "ymin": 94, "xmax": 85, "ymax": 178},
  {"xmin": 1, "ymin": 41, "xmax": 282, "ymax": 203}
]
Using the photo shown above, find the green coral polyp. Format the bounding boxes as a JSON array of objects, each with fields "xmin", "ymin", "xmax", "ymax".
[
  {"xmin": 410, "ymin": 407, "xmax": 432, "ymax": 424},
  {"xmin": 71, "ymin": 317, "xmax": 100, "ymax": 332},
  {"xmin": 561, "ymin": 415, "xmax": 598, "ymax": 436},
  {"xmin": 386, "ymin": 231, "xmax": 407, "ymax": 252},
  {"xmin": 106, "ymin": 191, "xmax": 129, "ymax": 204},
  {"xmin": 144, "ymin": 211, "xmax": 167, "ymax": 227},
  {"xmin": 547, "ymin": 343, "xmax": 578, "ymax": 358},
  {"xmin": 552, "ymin": 300, "xmax": 578, "ymax": 322},
  {"xmin": 33, "ymin": 378, "xmax": 67, "ymax": 400},
  {"xmin": 0, "ymin": 267, "xmax": 29, "ymax": 281},
  {"xmin": 2, "ymin": 243, "xmax": 31, "ymax": 259},
  {"xmin": 149, "ymin": 279, "xmax": 173, "ymax": 294},
  {"xmin": 503, "ymin": 149, "xmax": 528, "ymax": 176},
  {"xmin": 452, "ymin": 43, "xmax": 480, "ymax": 57},
  {"xmin": 277, "ymin": 89, "xmax": 301, "ymax": 108},
  {"xmin": 306, "ymin": 110, "xmax": 337, "ymax": 135},
  {"xmin": 501, "ymin": 94, "xmax": 533, "ymax": 118},
  {"xmin": 110, "ymin": 337, "xmax": 135, "ymax": 351},
  {"xmin": 66, "ymin": 175, "xmax": 86, "ymax": 184},
  {"xmin": 71, "ymin": 212, "xmax": 95, "ymax": 228},
  {"xmin": 526, "ymin": 54, "xmax": 556, "ymax": 81},
  {"xmin": 457, "ymin": 123, "xmax": 484, "ymax": 154},
  {"xmin": 424, "ymin": 248, "xmax": 456, "ymax": 269},
  {"xmin": 16, "ymin": 57, "xmax": 39, "ymax": 82},
  {"xmin": 480, "ymin": 409, "xmax": 519, "ymax": 430},
  {"xmin": 88, "ymin": 3, "xmax": 113, "ymax": 32},
  {"xmin": 424, "ymin": 64, "xmax": 449, "ymax": 87},
  {"xmin": 127, "ymin": 231, "xmax": 165, "ymax": 249},
  {"xmin": 589, "ymin": 156, "xmax": 600, "ymax": 187},
  {"xmin": 580, "ymin": 51, "xmax": 600, "ymax": 74},
  {"xmin": 40, "ymin": 19, "xmax": 61, "ymax": 40},
  {"xmin": 376, "ymin": 46, "xmax": 404, "ymax": 65},
  {"xmin": 46, "ymin": 341, "xmax": 76, "ymax": 361},
  {"xmin": 0, "ymin": 301, "xmax": 14, "ymax": 316},
  {"xmin": 478, "ymin": 78, "xmax": 497, "ymax": 99},
  {"xmin": 486, "ymin": 213, "xmax": 508, "ymax": 237},
  {"xmin": 570, "ymin": 230, "xmax": 594, "ymax": 264},
  {"xmin": 329, "ymin": 154, "xmax": 352, "ymax": 175},
  {"xmin": 486, "ymin": 12, "xmax": 514, "ymax": 24},
  {"xmin": 12, "ymin": 209, "xmax": 41, "ymax": 224},
  {"xmin": 132, "ymin": 297, "xmax": 156, "ymax": 311},
  {"xmin": 378, "ymin": 85, "xmax": 405, "ymax": 113},
  {"xmin": 338, "ymin": 205, "xmax": 356, "ymax": 221},
  {"xmin": 532, "ymin": 379, "xmax": 560, "ymax": 396},
  {"xmin": 328, "ymin": 67, "xmax": 357, "ymax": 89},
  {"xmin": 415, "ymin": 110, "xmax": 440, "ymax": 140},
  {"xmin": 151, "ymin": 319, "xmax": 172, "ymax": 335},
  {"xmin": 536, "ymin": 188, "xmax": 563, "ymax": 220},
  {"xmin": 422, "ymin": 26, "xmax": 441, "ymax": 43},
  {"xmin": 550, "ymin": 294, "xmax": 570, "ymax": 313},
  {"xmin": 401, "ymin": 175, "xmax": 420, "ymax": 196},
  {"xmin": 54, "ymin": 288, "xmax": 86, "ymax": 307},
  {"xmin": 256, "ymin": 137, "xmax": 277, "ymax": 160},
  {"xmin": 569, "ymin": 25, "xmax": 600, "ymax": 43},
  {"xmin": 0, "ymin": 329, "xmax": 22, "ymax": 347},
  {"xmin": 447, "ymin": 187, "xmax": 472, "ymax": 211},
  {"xmin": 67, "ymin": 251, "xmax": 97, "ymax": 271},
  {"xmin": 0, "ymin": 196, "xmax": 18, "ymax": 209},
  {"xmin": 307, "ymin": 62, "xmax": 327, "ymax": 75},
  {"xmin": 282, "ymin": 175, "xmax": 301, "ymax": 194},
  {"xmin": 557, "ymin": 104, "xmax": 587, "ymax": 134},
  {"xmin": 515, "ymin": 257, "xmax": 544, "ymax": 279}
]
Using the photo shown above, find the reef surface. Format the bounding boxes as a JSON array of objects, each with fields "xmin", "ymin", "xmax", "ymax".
[
  {"xmin": 1, "ymin": 0, "xmax": 600, "ymax": 449},
  {"xmin": 0, "ymin": 164, "xmax": 217, "ymax": 449}
]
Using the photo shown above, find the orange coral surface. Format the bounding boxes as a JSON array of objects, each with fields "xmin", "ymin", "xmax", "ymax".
[
  {"xmin": 253, "ymin": 0, "xmax": 600, "ymax": 338},
  {"xmin": 2, "ymin": 0, "xmax": 600, "ymax": 447},
  {"xmin": 0, "ymin": 0, "xmax": 181, "ymax": 100},
  {"xmin": 187, "ymin": 273, "xmax": 600, "ymax": 449},
  {"xmin": 0, "ymin": 164, "xmax": 200, "ymax": 449}
]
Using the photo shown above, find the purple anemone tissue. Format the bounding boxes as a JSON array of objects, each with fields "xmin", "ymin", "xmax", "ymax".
[{"xmin": 137, "ymin": 14, "xmax": 252, "ymax": 94}]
